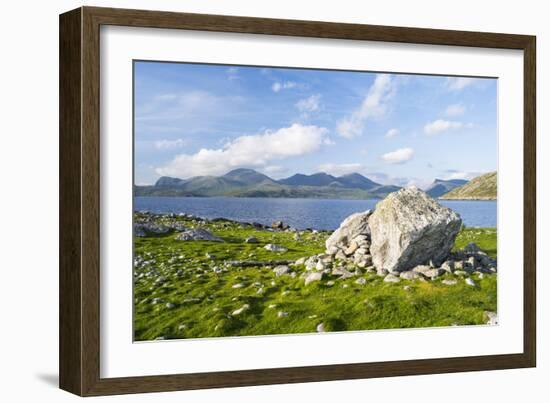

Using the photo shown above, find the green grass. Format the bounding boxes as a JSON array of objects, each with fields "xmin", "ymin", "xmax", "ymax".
[{"xmin": 133, "ymin": 215, "xmax": 497, "ymax": 341}]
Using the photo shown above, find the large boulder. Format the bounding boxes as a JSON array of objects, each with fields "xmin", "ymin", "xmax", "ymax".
[
  {"xmin": 369, "ymin": 187, "xmax": 462, "ymax": 273},
  {"xmin": 325, "ymin": 210, "xmax": 372, "ymax": 255}
]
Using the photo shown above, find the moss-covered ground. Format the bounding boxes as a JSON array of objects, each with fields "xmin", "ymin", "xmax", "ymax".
[{"xmin": 134, "ymin": 214, "xmax": 497, "ymax": 341}]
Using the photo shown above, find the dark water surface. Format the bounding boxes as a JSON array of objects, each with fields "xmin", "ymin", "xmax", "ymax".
[{"xmin": 134, "ymin": 196, "xmax": 496, "ymax": 230}]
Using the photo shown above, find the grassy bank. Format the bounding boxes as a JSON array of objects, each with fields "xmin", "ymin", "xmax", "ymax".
[{"xmin": 133, "ymin": 214, "xmax": 497, "ymax": 341}]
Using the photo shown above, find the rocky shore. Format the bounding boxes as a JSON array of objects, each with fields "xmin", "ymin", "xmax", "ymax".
[{"xmin": 133, "ymin": 187, "xmax": 498, "ymax": 340}]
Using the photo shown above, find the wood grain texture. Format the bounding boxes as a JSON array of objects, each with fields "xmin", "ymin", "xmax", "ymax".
[
  {"xmin": 59, "ymin": 6, "xmax": 537, "ymax": 396},
  {"xmin": 59, "ymin": 7, "xmax": 83, "ymax": 396}
]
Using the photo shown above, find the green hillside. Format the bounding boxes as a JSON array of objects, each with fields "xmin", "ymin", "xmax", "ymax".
[{"xmin": 441, "ymin": 172, "xmax": 497, "ymax": 200}]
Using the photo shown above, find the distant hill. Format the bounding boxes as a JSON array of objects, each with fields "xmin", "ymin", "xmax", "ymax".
[
  {"xmin": 278, "ymin": 172, "xmax": 338, "ymax": 187},
  {"xmin": 135, "ymin": 169, "xmax": 400, "ymax": 199},
  {"xmin": 425, "ymin": 178, "xmax": 468, "ymax": 198},
  {"xmin": 441, "ymin": 172, "xmax": 497, "ymax": 200}
]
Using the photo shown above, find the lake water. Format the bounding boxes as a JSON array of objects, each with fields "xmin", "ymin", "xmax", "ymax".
[{"xmin": 134, "ymin": 196, "xmax": 497, "ymax": 230}]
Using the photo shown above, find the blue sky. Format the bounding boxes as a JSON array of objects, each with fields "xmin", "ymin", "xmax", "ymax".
[{"xmin": 134, "ymin": 61, "xmax": 497, "ymax": 188}]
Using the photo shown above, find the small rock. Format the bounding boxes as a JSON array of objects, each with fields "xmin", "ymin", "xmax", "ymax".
[
  {"xmin": 316, "ymin": 323, "xmax": 326, "ymax": 333},
  {"xmin": 464, "ymin": 242, "xmax": 482, "ymax": 253},
  {"xmin": 304, "ymin": 272, "xmax": 324, "ymax": 285},
  {"xmin": 315, "ymin": 260, "xmax": 327, "ymax": 271},
  {"xmin": 277, "ymin": 311, "xmax": 289, "ymax": 318},
  {"xmin": 295, "ymin": 257, "xmax": 307, "ymax": 265},
  {"xmin": 442, "ymin": 279, "xmax": 457, "ymax": 286},
  {"xmin": 232, "ymin": 304, "xmax": 250, "ymax": 316},
  {"xmin": 264, "ymin": 244, "xmax": 288, "ymax": 252},
  {"xmin": 384, "ymin": 274, "xmax": 401, "ymax": 283},
  {"xmin": 273, "ymin": 265, "xmax": 291, "ymax": 276},
  {"xmin": 355, "ymin": 277, "xmax": 367, "ymax": 285},
  {"xmin": 485, "ymin": 311, "xmax": 498, "ymax": 325},
  {"xmin": 268, "ymin": 304, "xmax": 277, "ymax": 309},
  {"xmin": 326, "ymin": 280, "xmax": 335, "ymax": 286},
  {"xmin": 176, "ymin": 228, "xmax": 224, "ymax": 242},
  {"xmin": 232, "ymin": 283, "xmax": 245, "ymax": 289},
  {"xmin": 403, "ymin": 285, "xmax": 412, "ymax": 291},
  {"xmin": 165, "ymin": 302, "xmax": 175, "ymax": 309},
  {"xmin": 399, "ymin": 271, "xmax": 421, "ymax": 280},
  {"xmin": 245, "ymin": 237, "xmax": 259, "ymax": 244},
  {"xmin": 424, "ymin": 268, "xmax": 445, "ymax": 280},
  {"xmin": 465, "ymin": 277, "xmax": 476, "ymax": 287}
]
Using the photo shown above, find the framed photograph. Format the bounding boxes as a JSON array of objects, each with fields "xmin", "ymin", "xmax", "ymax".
[{"xmin": 59, "ymin": 6, "xmax": 536, "ymax": 396}]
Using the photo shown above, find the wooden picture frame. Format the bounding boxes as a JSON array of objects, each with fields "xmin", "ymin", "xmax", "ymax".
[{"xmin": 59, "ymin": 6, "xmax": 536, "ymax": 396}]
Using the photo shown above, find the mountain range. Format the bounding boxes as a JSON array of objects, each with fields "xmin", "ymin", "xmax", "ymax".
[{"xmin": 134, "ymin": 169, "xmax": 475, "ymax": 199}]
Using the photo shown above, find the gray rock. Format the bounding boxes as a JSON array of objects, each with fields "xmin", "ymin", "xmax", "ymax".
[
  {"xmin": 245, "ymin": 236, "xmax": 259, "ymax": 243},
  {"xmin": 464, "ymin": 242, "xmax": 482, "ymax": 253},
  {"xmin": 232, "ymin": 304, "xmax": 250, "ymax": 315},
  {"xmin": 264, "ymin": 244, "xmax": 288, "ymax": 252},
  {"xmin": 355, "ymin": 277, "xmax": 367, "ymax": 285},
  {"xmin": 175, "ymin": 228, "xmax": 223, "ymax": 242},
  {"xmin": 465, "ymin": 277, "xmax": 477, "ymax": 287},
  {"xmin": 304, "ymin": 272, "xmax": 324, "ymax": 285},
  {"xmin": 369, "ymin": 187, "xmax": 462, "ymax": 272},
  {"xmin": 316, "ymin": 323, "xmax": 326, "ymax": 333},
  {"xmin": 485, "ymin": 311, "xmax": 498, "ymax": 325},
  {"xmin": 399, "ymin": 271, "xmax": 421, "ymax": 280},
  {"xmin": 384, "ymin": 274, "xmax": 401, "ymax": 283},
  {"xmin": 423, "ymin": 268, "xmax": 445, "ymax": 279},
  {"xmin": 273, "ymin": 265, "xmax": 291, "ymax": 276},
  {"xmin": 442, "ymin": 279, "xmax": 457, "ymax": 286},
  {"xmin": 277, "ymin": 311, "xmax": 289, "ymax": 318},
  {"xmin": 325, "ymin": 210, "xmax": 372, "ymax": 254}
]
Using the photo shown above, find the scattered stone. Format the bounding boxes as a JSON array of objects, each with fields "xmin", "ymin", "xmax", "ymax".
[
  {"xmin": 232, "ymin": 283, "xmax": 245, "ymax": 289},
  {"xmin": 304, "ymin": 272, "xmax": 324, "ymax": 285},
  {"xmin": 277, "ymin": 311, "xmax": 289, "ymax": 318},
  {"xmin": 369, "ymin": 187, "xmax": 462, "ymax": 273},
  {"xmin": 264, "ymin": 244, "xmax": 288, "ymax": 252},
  {"xmin": 295, "ymin": 257, "xmax": 307, "ymax": 265},
  {"xmin": 355, "ymin": 277, "xmax": 367, "ymax": 285},
  {"xmin": 244, "ymin": 236, "xmax": 259, "ymax": 244},
  {"xmin": 232, "ymin": 304, "xmax": 250, "ymax": 316},
  {"xmin": 485, "ymin": 311, "xmax": 498, "ymax": 325},
  {"xmin": 315, "ymin": 260, "xmax": 327, "ymax": 271},
  {"xmin": 273, "ymin": 265, "xmax": 292, "ymax": 276},
  {"xmin": 268, "ymin": 304, "xmax": 277, "ymax": 309},
  {"xmin": 423, "ymin": 268, "xmax": 445, "ymax": 280},
  {"xmin": 454, "ymin": 270, "xmax": 468, "ymax": 277},
  {"xmin": 403, "ymin": 285, "xmax": 412, "ymax": 291},
  {"xmin": 175, "ymin": 228, "xmax": 224, "ymax": 242},
  {"xmin": 165, "ymin": 302, "xmax": 175, "ymax": 309},
  {"xmin": 464, "ymin": 242, "xmax": 482, "ymax": 253},
  {"xmin": 465, "ymin": 277, "xmax": 477, "ymax": 287},
  {"xmin": 442, "ymin": 279, "xmax": 457, "ymax": 286},
  {"xmin": 326, "ymin": 280, "xmax": 335, "ymax": 286},
  {"xmin": 316, "ymin": 323, "xmax": 326, "ymax": 333},
  {"xmin": 440, "ymin": 260, "xmax": 455, "ymax": 273},
  {"xmin": 399, "ymin": 271, "xmax": 421, "ymax": 280},
  {"xmin": 384, "ymin": 274, "xmax": 401, "ymax": 283}
]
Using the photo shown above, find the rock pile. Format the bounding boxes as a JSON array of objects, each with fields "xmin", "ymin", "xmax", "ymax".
[
  {"xmin": 307, "ymin": 187, "xmax": 497, "ymax": 282},
  {"xmin": 324, "ymin": 210, "xmax": 373, "ymax": 268}
]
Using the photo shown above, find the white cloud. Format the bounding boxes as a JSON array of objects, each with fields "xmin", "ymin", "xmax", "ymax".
[
  {"xmin": 445, "ymin": 104, "xmax": 466, "ymax": 117},
  {"xmin": 272, "ymin": 81, "xmax": 297, "ymax": 92},
  {"xmin": 156, "ymin": 124, "xmax": 329, "ymax": 178},
  {"xmin": 381, "ymin": 148, "xmax": 414, "ymax": 164},
  {"xmin": 317, "ymin": 163, "xmax": 365, "ymax": 176},
  {"xmin": 336, "ymin": 74, "xmax": 395, "ymax": 138},
  {"xmin": 296, "ymin": 94, "xmax": 321, "ymax": 113},
  {"xmin": 446, "ymin": 77, "xmax": 475, "ymax": 91},
  {"xmin": 443, "ymin": 170, "xmax": 481, "ymax": 180},
  {"xmin": 424, "ymin": 119, "xmax": 464, "ymax": 135},
  {"xmin": 154, "ymin": 139, "xmax": 188, "ymax": 150},
  {"xmin": 385, "ymin": 128, "xmax": 399, "ymax": 138}
]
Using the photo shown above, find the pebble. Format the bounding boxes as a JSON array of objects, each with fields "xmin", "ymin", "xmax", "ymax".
[
  {"xmin": 316, "ymin": 323, "xmax": 326, "ymax": 333},
  {"xmin": 465, "ymin": 277, "xmax": 477, "ymax": 287},
  {"xmin": 355, "ymin": 278, "xmax": 367, "ymax": 285},
  {"xmin": 277, "ymin": 311, "xmax": 289, "ymax": 318},
  {"xmin": 442, "ymin": 279, "xmax": 458, "ymax": 286},
  {"xmin": 232, "ymin": 283, "xmax": 245, "ymax": 289},
  {"xmin": 232, "ymin": 304, "xmax": 250, "ymax": 316},
  {"xmin": 384, "ymin": 274, "xmax": 401, "ymax": 283}
]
